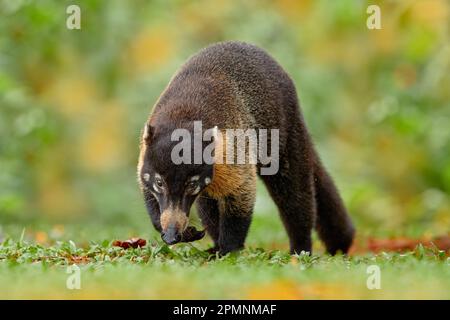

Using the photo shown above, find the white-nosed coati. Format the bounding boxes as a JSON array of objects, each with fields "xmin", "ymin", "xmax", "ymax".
[{"xmin": 138, "ymin": 41, "xmax": 355, "ymax": 255}]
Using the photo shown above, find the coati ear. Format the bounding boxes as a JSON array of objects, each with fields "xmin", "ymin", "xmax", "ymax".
[
  {"xmin": 211, "ymin": 126, "xmax": 224, "ymax": 164},
  {"xmin": 212, "ymin": 126, "xmax": 223, "ymax": 149},
  {"xmin": 142, "ymin": 122, "xmax": 153, "ymax": 144},
  {"xmin": 212, "ymin": 126, "xmax": 219, "ymax": 142},
  {"xmin": 203, "ymin": 126, "xmax": 223, "ymax": 165}
]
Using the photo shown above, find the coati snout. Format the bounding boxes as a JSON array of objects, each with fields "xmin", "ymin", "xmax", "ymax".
[{"xmin": 138, "ymin": 123, "xmax": 212, "ymax": 245}]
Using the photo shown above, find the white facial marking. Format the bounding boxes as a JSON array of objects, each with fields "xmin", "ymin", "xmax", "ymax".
[
  {"xmin": 153, "ymin": 173, "xmax": 163, "ymax": 193},
  {"xmin": 191, "ymin": 186, "xmax": 201, "ymax": 195},
  {"xmin": 143, "ymin": 173, "xmax": 150, "ymax": 182},
  {"xmin": 190, "ymin": 175, "xmax": 200, "ymax": 181},
  {"xmin": 204, "ymin": 177, "xmax": 211, "ymax": 185}
]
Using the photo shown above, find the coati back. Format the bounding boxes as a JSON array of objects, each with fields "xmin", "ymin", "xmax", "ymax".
[{"xmin": 138, "ymin": 41, "xmax": 355, "ymax": 255}]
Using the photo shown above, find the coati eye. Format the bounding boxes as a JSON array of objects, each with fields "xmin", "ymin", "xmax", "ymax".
[
  {"xmin": 187, "ymin": 181, "xmax": 197, "ymax": 190},
  {"xmin": 187, "ymin": 182, "xmax": 201, "ymax": 195},
  {"xmin": 186, "ymin": 176, "xmax": 201, "ymax": 195},
  {"xmin": 155, "ymin": 178, "xmax": 163, "ymax": 188},
  {"xmin": 153, "ymin": 173, "xmax": 164, "ymax": 192}
]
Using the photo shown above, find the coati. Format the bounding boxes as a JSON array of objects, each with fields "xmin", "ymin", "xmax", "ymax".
[{"xmin": 137, "ymin": 41, "xmax": 355, "ymax": 255}]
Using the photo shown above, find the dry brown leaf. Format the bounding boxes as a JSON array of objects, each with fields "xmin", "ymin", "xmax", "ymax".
[
  {"xmin": 366, "ymin": 235, "xmax": 450, "ymax": 253},
  {"xmin": 113, "ymin": 237, "xmax": 147, "ymax": 249}
]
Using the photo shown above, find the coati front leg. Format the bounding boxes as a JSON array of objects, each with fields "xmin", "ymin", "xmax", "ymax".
[
  {"xmin": 217, "ymin": 192, "xmax": 254, "ymax": 255},
  {"xmin": 196, "ymin": 196, "xmax": 220, "ymax": 253},
  {"xmin": 217, "ymin": 165, "xmax": 256, "ymax": 255},
  {"xmin": 199, "ymin": 165, "xmax": 256, "ymax": 255},
  {"xmin": 197, "ymin": 194, "xmax": 254, "ymax": 255}
]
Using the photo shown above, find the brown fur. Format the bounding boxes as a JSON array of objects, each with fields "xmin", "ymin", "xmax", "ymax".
[{"xmin": 139, "ymin": 41, "xmax": 355, "ymax": 255}]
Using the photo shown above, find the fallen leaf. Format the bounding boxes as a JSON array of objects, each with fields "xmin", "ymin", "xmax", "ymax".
[
  {"xmin": 113, "ymin": 238, "xmax": 146, "ymax": 249},
  {"xmin": 366, "ymin": 235, "xmax": 450, "ymax": 253},
  {"xmin": 430, "ymin": 235, "xmax": 450, "ymax": 251},
  {"xmin": 367, "ymin": 237, "xmax": 419, "ymax": 252}
]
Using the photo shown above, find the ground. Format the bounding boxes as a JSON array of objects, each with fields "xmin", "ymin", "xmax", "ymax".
[{"xmin": 1, "ymin": 219, "xmax": 449, "ymax": 299}]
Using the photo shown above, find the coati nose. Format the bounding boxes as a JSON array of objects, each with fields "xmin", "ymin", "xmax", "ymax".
[{"xmin": 161, "ymin": 226, "xmax": 181, "ymax": 245}]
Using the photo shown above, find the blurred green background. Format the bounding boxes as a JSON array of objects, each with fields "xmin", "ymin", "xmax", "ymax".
[{"xmin": 0, "ymin": 0, "xmax": 449, "ymax": 244}]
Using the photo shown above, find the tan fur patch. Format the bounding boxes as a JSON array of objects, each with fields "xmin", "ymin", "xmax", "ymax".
[
  {"xmin": 205, "ymin": 163, "xmax": 255, "ymax": 198},
  {"xmin": 160, "ymin": 206, "xmax": 189, "ymax": 231},
  {"xmin": 204, "ymin": 129, "xmax": 257, "ymax": 199}
]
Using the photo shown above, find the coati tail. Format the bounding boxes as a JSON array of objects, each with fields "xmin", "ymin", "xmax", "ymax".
[{"xmin": 313, "ymin": 160, "xmax": 355, "ymax": 255}]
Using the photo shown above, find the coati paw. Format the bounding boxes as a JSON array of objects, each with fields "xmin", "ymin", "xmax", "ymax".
[
  {"xmin": 180, "ymin": 226, "xmax": 205, "ymax": 243},
  {"xmin": 217, "ymin": 245, "xmax": 244, "ymax": 257},
  {"xmin": 205, "ymin": 246, "xmax": 219, "ymax": 255},
  {"xmin": 204, "ymin": 246, "xmax": 242, "ymax": 258}
]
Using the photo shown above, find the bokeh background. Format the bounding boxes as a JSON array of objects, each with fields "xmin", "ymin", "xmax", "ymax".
[{"xmin": 1, "ymin": 0, "xmax": 449, "ymax": 244}]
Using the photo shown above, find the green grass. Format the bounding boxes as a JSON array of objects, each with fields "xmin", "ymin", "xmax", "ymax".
[{"xmin": 1, "ymin": 226, "xmax": 449, "ymax": 299}]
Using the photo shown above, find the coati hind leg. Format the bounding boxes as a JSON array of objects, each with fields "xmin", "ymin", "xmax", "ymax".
[
  {"xmin": 259, "ymin": 128, "xmax": 316, "ymax": 255},
  {"xmin": 313, "ymin": 160, "xmax": 355, "ymax": 255}
]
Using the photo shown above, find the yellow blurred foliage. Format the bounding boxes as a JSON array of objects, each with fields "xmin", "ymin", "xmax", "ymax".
[
  {"xmin": 125, "ymin": 25, "xmax": 175, "ymax": 75},
  {"xmin": 370, "ymin": 20, "xmax": 398, "ymax": 54},
  {"xmin": 246, "ymin": 280, "xmax": 353, "ymax": 299},
  {"xmin": 78, "ymin": 101, "xmax": 127, "ymax": 172},
  {"xmin": 36, "ymin": 150, "xmax": 86, "ymax": 218},
  {"xmin": 434, "ymin": 207, "xmax": 450, "ymax": 234},
  {"xmin": 374, "ymin": 133, "xmax": 426, "ymax": 186},
  {"xmin": 309, "ymin": 37, "xmax": 367, "ymax": 69},
  {"xmin": 409, "ymin": 0, "xmax": 449, "ymax": 30},
  {"xmin": 41, "ymin": 74, "xmax": 98, "ymax": 118},
  {"xmin": 275, "ymin": 0, "xmax": 312, "ymax": 21},
  {"xmin": 178, "ymin": 0, "xmax": 231, "ymax": 40}
]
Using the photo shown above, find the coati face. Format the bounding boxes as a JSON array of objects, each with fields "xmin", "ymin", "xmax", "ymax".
[{"xmin": 138, "ymin": 123, "xmax": 213, "ymax": 245}]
